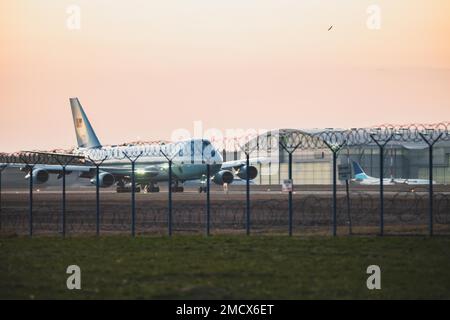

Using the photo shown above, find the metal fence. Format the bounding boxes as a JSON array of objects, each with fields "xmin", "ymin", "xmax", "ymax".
[{"xmin": 0, "ymin": 123, "xmax": 449, "ymax": 237}]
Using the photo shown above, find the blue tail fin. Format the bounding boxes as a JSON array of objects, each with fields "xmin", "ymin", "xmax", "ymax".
[
  {"xmin": 70, "ymin": 98, "xmax": 102, "ymax": 149},
  {"xmin": 352, "ymin": 161, "xmax": 365, "ymax": 175},
  {"xmin": 352, "ymin": 161, "xmax": 369, "ymax": 179}
]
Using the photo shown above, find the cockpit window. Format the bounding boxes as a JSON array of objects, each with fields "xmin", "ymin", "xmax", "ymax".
[
  {"xmin": 201, "ymin": 140, "xmax": 216, "ymax": 159},
  {"xmin": 202, "ymin": 140, "xmax": 211, "ymax": 150}
]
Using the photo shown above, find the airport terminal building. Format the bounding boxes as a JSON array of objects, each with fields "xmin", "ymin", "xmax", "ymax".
[{"xmin": 223, "ymin": 129, "xmax": 450, "ymax": 185}]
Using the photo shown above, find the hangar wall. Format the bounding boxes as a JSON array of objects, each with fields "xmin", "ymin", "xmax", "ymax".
[{"xmin": 227, "ymin": 130, "xmax": 450, "ymax": 185}]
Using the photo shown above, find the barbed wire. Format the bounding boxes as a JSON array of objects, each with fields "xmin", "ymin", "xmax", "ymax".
[{"xmin": 0, "ymin": 123, "xmax": 449, "ymax": 164}]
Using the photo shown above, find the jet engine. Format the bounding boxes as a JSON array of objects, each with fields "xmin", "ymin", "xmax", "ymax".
[
  {"xmin": 27, "ymin": 169, "xmax": 49, "ymax": 184},
  {"xmin": 212, "ymin": 170, "xmax": 234, "ymax": 185},
  {"xmin": 236, "ymin": 165, "xmax": 258, "ymax": 180},
  {"xmin": 90, "ymin": 172, "xmax": 115, "ymax": 188}
]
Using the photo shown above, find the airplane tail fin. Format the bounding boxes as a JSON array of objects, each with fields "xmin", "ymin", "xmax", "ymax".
[
  {"xmin": 352, "ymin": 161, "xmax": 369, "ymax": 179},
  {"xmin": 70, "ymin": 98, "xmax": 102, "ymax": 149}
]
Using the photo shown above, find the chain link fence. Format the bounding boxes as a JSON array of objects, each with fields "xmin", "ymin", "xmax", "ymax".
[{"xmin": 0, "ymin": 123, "xmax": 449, "ymax": 237}]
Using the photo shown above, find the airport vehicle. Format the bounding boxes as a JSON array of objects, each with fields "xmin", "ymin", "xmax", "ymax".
[
  {"xmin": 4, "ymin": 98, "xmax": 260, "ymax": 193},
  {"xmin": 352, "ymin": 161, "xmax": 432, "ymax": 185}
]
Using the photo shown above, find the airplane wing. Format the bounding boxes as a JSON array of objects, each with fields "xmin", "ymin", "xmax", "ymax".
[
  {"xmin": 20, "ymin": 150, "xmax": 85, "ymax": 159},
  {"xmin": 393, "ymin": 178, "xmax": 430, "ymax": 185},
  {"xmin": 4, "ymin": 163, "xmax": 92, "ymax": 173},
  {"xmin": 1, "ymin": 162, "xmax": 161, "ymax": 179},
  {"xmin": 220, "ymin": 157, "xmax": 270, "ymax": 170},
  {"xmin": 353, "ymin": 178, "xmax": 395, "ymax": 185},
  {"xmin": 392, "ymin": 178, "xmax": 408, "ymax": 184}
]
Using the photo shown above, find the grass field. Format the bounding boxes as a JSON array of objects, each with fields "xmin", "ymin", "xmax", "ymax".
[{"xmin": 1, "ymin": 235, "xmax": 450, "ymax": 299}]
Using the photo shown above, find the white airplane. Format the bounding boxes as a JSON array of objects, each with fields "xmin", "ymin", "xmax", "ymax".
[
  {"xmin": 3, "ymin": 98, "xmax": 262, "ymax": 193},
  {"xmin": 352, "ymin": 161, "xmax": 432, "ymax": 185}
]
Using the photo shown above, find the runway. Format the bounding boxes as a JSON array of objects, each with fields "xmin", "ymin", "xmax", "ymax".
[
  {"xmin": 2, "ymin": 182, "xmax": 450, "ymax": 197},
  {"xmin": 3, "ymin": 190, "xmax": 449, "ymax": 196}
]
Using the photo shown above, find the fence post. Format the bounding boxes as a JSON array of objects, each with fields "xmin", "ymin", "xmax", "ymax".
[
  {"xmin": 428, "ymin": 144, "xmax": 433, "ymax": 236},
  {"xmin": 288, "ymin": 152, "xmax": 293, "ymax": 236},
  {"xmin": 19, "ymin": 156, "xmax": 39, "ymax": 238},
  {"xmin": 62, "ymin": 166, "xmax": 66, "ymax": 237},
  {"xmin": 87, "ymin": 156, "xmax": 107, "ymax": 236},
  {"xmin": 330, "ymin": 148, "xmax": 343, "ymax": 237},
  {"xmin": 96, "ymin": 166, "xmax": 100, "ymax": 235},
  {"xmin": 29, "ymin": 166, "xmax": 33, "ymax": 237},
  {"xmin": 379, "ymin": 146, "xmax": 384, "ymax": 235},
  {"xmin": 122, "ymin": 152, "xmax": 143, "ymax": 237},
  {"xmin": 322, "ymin": 139, "xmax": 346, "ymax": 237},
  {"xmin": 160, "ymin": 147, "xmax": 180, "ymax": 237},
  {"xmin": 206, "ymin": 163, "xmax": 210, "ymax": 236},
  {"xmin": 0, "ymin": 165, "xmax": 5, "ymax": 231},
  {"xmin": 345, "ymin": 148, "xmax": 352, "ymax": 235},
  {"xmin": 370, "ymin": 133, "xmax": 393, "ymax": 237},
  {"xmin": 53, "ymin": 156, "xmax": 76, "ymax": 238},
  {"xmin": 236, "ymin": 135, "xmax": 259, "ymax": 236},
  {"xmin": 332, "ymin": 151, "xmax": 337, "ymax": 236},
  {"xmin": 278, "ymin": 134, "xmax": 302, "ymax": 236},
  {"xmin": 246, "ymin": 152, "xmax": 250, "ymax": 235},
  {"xmin": 345, "ymin": 179, "xmax": 352, "ymax": 235},
  {"xmin": 131, "ymin": 160, "xmax": 136, "ymax": 237},
  {"xmin": 168, "ymin": 159, "xmax": 173, "ymax": 236},
  {"xmin": 419, "ymin": 132, "xmax": 443, "ymax": 236},
  {"xmin": 20, "ymin": 157, "xmax": 36, "ymax": 237}
]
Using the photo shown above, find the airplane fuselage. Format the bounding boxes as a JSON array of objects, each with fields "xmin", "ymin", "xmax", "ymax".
[
  {"xmin": 74, "ymin": 139, "xmax": 224, "ymax": 184},
  {"xmin": 354, "ymin": 172, "xmax": 432, "ymax": 185},
  {"xmin": 2, "ymin": 98, "xmax": 258, "ymax": 192}
]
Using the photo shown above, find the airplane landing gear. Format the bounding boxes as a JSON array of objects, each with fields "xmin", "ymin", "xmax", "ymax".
[
  {"xmin": 171, "ymin": 186, "xmax": 184, "ymax": 192},
  {"xmin": 116, "ymin": 183, "xmax": 141, "ymax": 193},
  {"xmin": 171, "ymin": 181, "xmax": 184, "ymax": 192},
  {"xmin": 144, "ymin": 183, "xmax": 160, "ymax": 193},
  {"xmin": 198, "ymin": 186, "xmax": 207, "ymax": 193}
]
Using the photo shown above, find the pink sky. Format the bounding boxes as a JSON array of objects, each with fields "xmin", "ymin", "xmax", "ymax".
[{"xmin": 1, "ymin": 0, "xmax": 449, "ymax": 152}]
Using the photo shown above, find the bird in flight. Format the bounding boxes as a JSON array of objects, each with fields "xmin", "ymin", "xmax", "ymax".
[{"xmin": 328, "ymin": 25, "xmax": 333, "ymax": 31}]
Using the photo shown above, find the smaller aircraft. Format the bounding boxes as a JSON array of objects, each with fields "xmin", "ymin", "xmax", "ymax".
[{"xmin": 352, "ymin": 161, "xmax": 433, "ymax": 185}]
